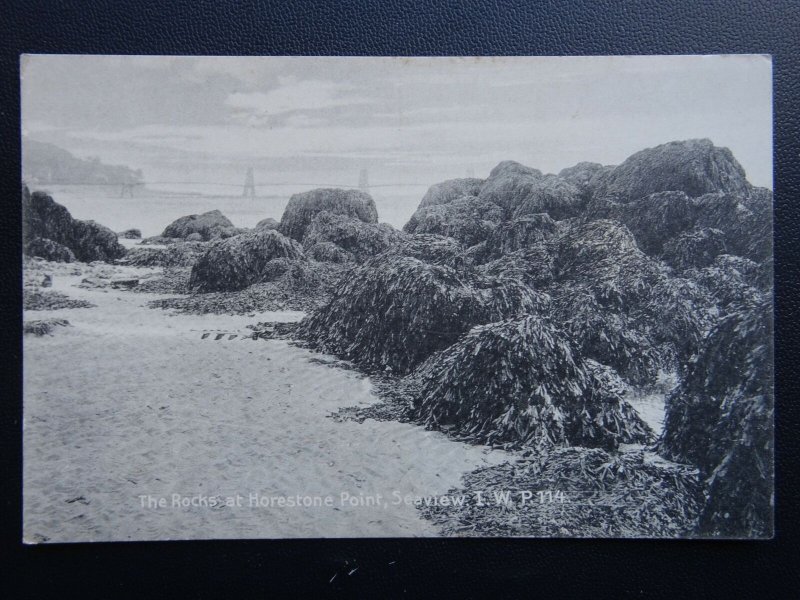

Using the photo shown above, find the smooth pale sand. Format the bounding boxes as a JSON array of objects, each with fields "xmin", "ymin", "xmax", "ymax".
[{"xmin": 23, "ymin": 266, "xmax": 511, "ymax": 542}]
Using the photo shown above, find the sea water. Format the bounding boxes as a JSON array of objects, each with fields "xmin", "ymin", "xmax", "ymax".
[{"xmin": 32, "ymin": 184, "xmax": 419, "ymax": 238}]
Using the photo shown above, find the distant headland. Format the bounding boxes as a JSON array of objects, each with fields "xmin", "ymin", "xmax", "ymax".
[{"xmin": 22, "ymin": 137, "xmax": 144, "ymax": 186}]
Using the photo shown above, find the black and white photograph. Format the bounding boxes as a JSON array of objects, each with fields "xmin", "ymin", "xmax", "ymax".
[{"xmin": 21, "ymin": 54, "xmax": 774, "ymax": 542}]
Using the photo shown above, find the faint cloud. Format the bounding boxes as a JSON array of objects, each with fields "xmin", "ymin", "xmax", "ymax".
[
  {"xmin": 225, "ymin": 76, "xmax": 373, "ymax": 123},
  {"xmin": 282, "ymin": 114, "xmax": 330, "ymax": 128}
]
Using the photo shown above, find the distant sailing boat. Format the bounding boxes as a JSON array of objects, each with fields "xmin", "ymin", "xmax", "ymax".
[{"xmin": 242, "ymin": 167, "xmax": 256, "ymax": 199}]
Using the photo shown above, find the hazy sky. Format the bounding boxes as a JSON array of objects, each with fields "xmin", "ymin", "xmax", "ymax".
[{"xmin": 22, "ymin": 55, "xmax": 773, "ymax": 214}]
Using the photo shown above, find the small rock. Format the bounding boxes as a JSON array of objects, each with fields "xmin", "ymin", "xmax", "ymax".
[{"xmin": 110, "ymin": 278, "xmax": 139, "ymax": 289}]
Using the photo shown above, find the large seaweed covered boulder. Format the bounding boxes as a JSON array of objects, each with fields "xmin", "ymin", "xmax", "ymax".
[
  {"xmin": 24, "ymin": 237, "xmax": 76, "ymax": 262},
  {"xmin": 297, "ymin": 256, "xmax": 484, "ymax": 373},
  {"xmin": 404, "ymin": 196, "xmax": 503, "ymax": 246},
  {"xmin": 693, "ymin": 190, "xmax": 772, "ymax": 261},
  {"xmin": 22, "ymin": 188, "xmax": 126, "ymax": 262},
  {"xmin": 188, "ymin": 228, "xmax": 305, "ymax": 292},
  {"xmin": 512, "ymin": 175, "xmax": 583, "ymax": 220},
  {"xmin": 255, "ymin": 217, "xmax": 280, "ymax": 230},
  {"xmin": 381, "ymin": 234, "xmax": 464, "ymax": 266},
  {"xmin": 550, "ymin": 219, "xmax": 709, "ymax": 384},
  {"xmin": 684, "ymin": 254, "xmax": 770, "ymax": 311},
  {"xmin": 162, "ymin": 209, "xmax": 238, "ymax": 241},
  {"xmin": 658, "ymin": 296, "xmax": 773, "ymax": 537},
  {"xmin": 71, "ymin": 220, "xmax": 128, "ymax": 262},
  {"xmin": 405, "ymin": 177, "xmax": 486, "ymax": 228},
  {"xmin": 23, "ymin": 188, "xmax": 72, "ymax": 244},
  {"xmin": 661, "ymin": 227, "xmax": 728, "ymax": 271},
  {"xmin": 412, "ymin": 315, "xmax": 652, "ymax": 450},
  {"xmin": 477, "ymin": 161, "xmax": 542, "ymax": 212},
  {"xmin": 297, "ymin": 255, "xmax": 544, "ymax": 374},
  {"xmin": 415, "ymin": 177, "xmax": 484, "ymax": 211},
  {"xmin": 478, "ymin": 244, "xmax": 556, "ymax": 287},
  {"xmin": 584, "ymin": 191, "xmax": 696, "ymax": 256},
  {"xmin": 617, "ymin": 191, "xmax": 697, "ymax": 255},
  {"xmin": 553, "ymin": 289, "xmax": 665, "ymax": 386},
  {"xmin": 122, "ymin": 241, "xmax": 208, "ymax": 268},
  {"xmin": 584, "ymin": 186, "xmax": 771, "ymax": 264},
  {"xmin": 279, "ymin": 188, "xmax": 378, "ymax": 242},
  {"xmin": 306, "ymin": 241, "xmax": 355, "ymax": 264},
  {"xmin": 558, "ymin": 161, "xmax": 614, "ymax": 199},
  {"xmin": 553, "ymin": 219, "xmax": 662, "ymax": 306},
  {"xmin": 592, "ymin": 139, "xmax": 752, "ymax": 203},
  {"xmin": 302, "ymin": 211, "xmax": 403, "ymax": 262},
  {"xmin": 478, "ymin": 162, "xmax": 581, "ymax": 220},
  {"xmin": 484, "ymin": 213, "xmax": 560, "ymax": 257}
]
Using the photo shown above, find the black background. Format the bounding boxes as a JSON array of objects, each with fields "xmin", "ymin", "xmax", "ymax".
[{"xmin": 2, "ymin": 1, "xmax": 798, "ymax": 597}]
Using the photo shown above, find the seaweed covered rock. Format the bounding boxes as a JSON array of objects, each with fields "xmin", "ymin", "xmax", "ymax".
[
  {"xmin": 458, "ymin": 241, "xmax": 491, "ymax": 268},
  {"xmin": 693, "ymin": 190, "xmax": 772, "ymax": 261},
  {"xmin": 701, "ymin": 385, "xmax": 773, "ymax": 537},
  {"xmin": 475, "ymin": 272, "xmax": 552, "ymax": 322},
  {"xmin": 421, "ymin": 447, "xmax": 704, "ymax": 537},
  {"xmin": 484, "ymin": 213, "xmax": 559, "ymax": 257},
  {"xmin": 403, "ymin": 196, "xmax": 503, "ymax": 246},
  {"xmin": 71, "ymin": 220, "xmax": 127, "ymax": 263},
  {"xmin": 279, "ymin": 188, "xmax": 378, "ymax": 242},
  {"xmin": 255, "ymin": 217, "xmax": 280, "ymax": 230},
  {"xmin": 616, "ymin": 191, "xmax": 697, "ymax": 255},
  {"xmin": 478, "ymin": 244, "xmax": 555, "ymax": 287},
  {"xmin": 592, "ymin": 139, "xmax": 752, "ymax": 202},
  {"xmin": 416, "ymin": 177, "xmax": 484, "ymax": 210},
  {"xmin": 555, "ymin": 219, "xmax": 639, "ymax": 272},
  {"xmin": 550, "ymin": 219, "xmax": 711, "ymax": 382},
  {"xmin": 24, "ymin": 237, "xmax": 76, "ymax": 262},
  {"xmin": 583, "ymin": 195, "xmax": 623, "ymax": 220},
  {"xmin": 381, "ymin": 234, "xmax": 464, "ymax": 266},
  {"xmin": 301, "ymin": 211, "xmax": 402, "ymax": 262},
  {"xmin": 298, "ymin": 256, "xmax": 483, "ymax": 373},
  {"xmin": 661, "ymin": 227, "xmax": 727, "ymax": 271},
  {"xmin": 152, "ymin": 260, "xmax": 346, "ymax": 314},
  {"xmin": 644, "ymin": 276, "xmax": 715, "ymax": 364},
  {"xmin": 684, "ymin": 254, "xmax": 770, "ymax": 309},
  {"xmin": 658, "ymin": 296, "xmax": 773, "ymax": 537},
  {"xmin": 558, "ymin": 162, "xmax": 614, "ymax": 199},
  {"xmin": 122, "ymin": 241, "xmax": 208, "ymax": 268},
  {"xmin": 188, "ymin": 229, "xmax": 305, "ymax": 292},
  {"xmin": 479, "ymin": 160, "xmax": 542, "ymax": 207},
  {"xmin": 118, "ymin": 228, "xmax": 142, "ymax": 239},
  {"xmin": 306, "ymin": 241, "xmax": 355, "ymax": 264},
  {"xmin": 512, "ymin": 175, "xmax": 583, "ymax": 221},
  {"xmin": 404, "ymin": 178, "xmax": 485, "ymax": 231},
  {"xmin": 23, "ymin": 187, "xmax": 72, "ymax": 244},
  {"xmin": 558, "ymin": 272, "xmax": 712, "ymax": 384},
  {"xmin": 553, "ymin": 289, "xmax": 664, "ymax": 386},
  {"xmin": 479, "ymin": 162, "xmax": 581, "ymax": 220},
  {"xmin": 297, "ymin": 255, "xmax": 542, "ymax": 374},
  {"xmin": 413, "ymin": 316, "xmax": 652, "ymax": 450},
  {"xmin": 24, "ymin": 318, "xmax": 72, "ymax": 337},
  {"xmin": 22, "ymin": 188, "xmax": 126, "ymax": 262},
  {"xmin": 554, "ymin": 219, "xmax": 663, "ymax": 309},
  {"xmin": 162, "ymin": 209, "xmax": 238, "ymax": 241},
  {"xmin": 585, "ymin": 187, "xmax": 770, "ymax": 263}
]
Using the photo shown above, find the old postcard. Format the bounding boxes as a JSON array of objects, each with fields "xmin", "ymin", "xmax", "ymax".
[{"xmin": 21, "ymin": 55, "xmax": 773, "ymax": 541}]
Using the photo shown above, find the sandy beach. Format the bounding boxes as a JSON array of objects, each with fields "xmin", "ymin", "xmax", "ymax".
[{"xmin": 23, "ymin": 265, "xmax": 511, "ymax": 542}]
